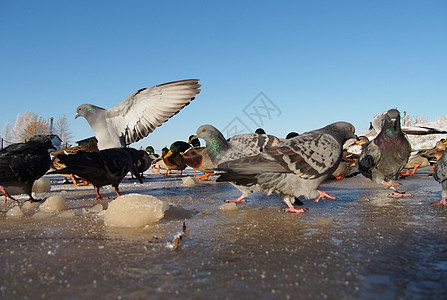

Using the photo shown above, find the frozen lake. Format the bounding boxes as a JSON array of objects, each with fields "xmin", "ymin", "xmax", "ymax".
[{"xmin": 1, "ymin": 167, "xmax": 446, "ymax": 299}]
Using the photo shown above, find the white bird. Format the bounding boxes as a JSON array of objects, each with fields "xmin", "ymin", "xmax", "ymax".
[{"xmin": 75, "ymin": 79, "xmax": 201, "ymax": 150}]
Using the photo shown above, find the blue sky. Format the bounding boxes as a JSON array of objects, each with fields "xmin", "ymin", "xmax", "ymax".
[{"xmin": 1, "ymin": 1, "xmax": 446, "ymax": 152}]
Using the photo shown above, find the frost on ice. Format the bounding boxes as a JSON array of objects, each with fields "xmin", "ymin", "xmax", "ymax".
[{"xmin": 104, "ymin": 193, "xmax": 168, "ymax": 227}]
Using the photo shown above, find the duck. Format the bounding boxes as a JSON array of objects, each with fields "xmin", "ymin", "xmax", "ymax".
[
  {"xmin": 162, "ymin": 141, "xmax": 191, "ymax": 176},
  {"xmin": 181, "ymin": 135, "xmax": 216, "ymax": 181},
  {"xmin": 50, "ymin": 137, "xmax": 98, "ymax": 185}
]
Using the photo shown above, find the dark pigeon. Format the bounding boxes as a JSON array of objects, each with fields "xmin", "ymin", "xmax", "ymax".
[
  {"xmin": 432, "ymin": 151, "xmax": 447, "ymax": 206},
  {"xmin": 75, "ymin": 79, "xmax": 201, "ymax": 150},
  {"xmin": 0, "ymin": 136, "xmax": 55, "ymax": 203},
  {"xmin": 357, "ymin": 108, "xmax": 412, "ymax": 197},
  {"xmin": 216, "ymin": 122, "xmax": 356, "ymax": 213},
  {"xmin": 51, "ymin": 148, "xmax": 142, "ymax": 200}
]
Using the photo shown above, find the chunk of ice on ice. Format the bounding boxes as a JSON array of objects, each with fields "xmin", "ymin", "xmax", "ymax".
[
  {"xmin": 6, "ymin": 206, "xmax": 24, "ymax": 218},
  {"xmin": 218, "ymin": 202, "xmax": 238, "ymax": 211},
  {"xmin": 21, "ymin": 201, "xmax": 41, "ymax": 212},
  {"xmin": 104, "ymin": 193, "xmax": 168, "ymax": 227},
  {"xmin": 32, "ymin": 177, "xmax": 51, "ymax": 193},
  {"xmin": 40, "ymin": 194, "xmax": 67, "ymax": 212},
  {"xmin": 89, "ymin": 204, "xmax": 104, "ymax": 213},
  {"xmin": 182, "ymin": 176, "xmax": 201, "ymax": 187}
]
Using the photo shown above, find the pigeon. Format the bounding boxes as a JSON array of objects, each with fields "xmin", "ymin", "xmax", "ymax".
[
  {"xmin": 75, "ymin": 79, "xmax": 201, "ymax": 150},
  {"xmin": 50, "ymin": 137, "xmax": 99, "ymax": 185},
  {"xmin": 432, "ymin": 151, "xmax": 447, "ymax": 206},
  {"xmin": 51, "ymin": 148, "xmax": 142, "ymax": 200},
  {"xmin": 216, "ymin": 122, "xmax": 357, "ymax": 213},
  {"xmin": 0, "ymin": 136, "xmax": 55, "ymax": 203},
  {"xmin": 357, "ymin": 108, "xmax": 412, "ymax": 197},
  {"xmin": 193, "ymin": 124, "xmax": 282, "ymax": 202}
]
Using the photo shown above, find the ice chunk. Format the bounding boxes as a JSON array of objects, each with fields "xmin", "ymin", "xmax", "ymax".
[
  {"xmin": 89, "ymin": 204, "xmax": 104, "ymax": 213},
  {"xmin": 40, "ymin": 194, "xmax": 67, "ymax": 212},
  {"xmin": 182, "ymin": 176, "xmax": 201, "ymax": 187},
  {"xmin": 218, "ymin": 202, "xmax": 238, "ymax": 211},
  {"xmin": 104, "ymin": 193, "xmax": 168, "ymax": 227},
  {"xmin": 32, "ymin": 177, "xmax": 51, "ymax": 193},
  {"xmin": 6, "ymin": 206, "xmax": 24, "ymax": 218},
  {"xmin": 21, "ymin": 201, "xmax": 41, "ymax": 212}
]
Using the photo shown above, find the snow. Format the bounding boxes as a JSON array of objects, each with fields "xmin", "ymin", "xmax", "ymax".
[{"xmin": 6, "ymin": 206, "xmax": 24, "ymax": 218}]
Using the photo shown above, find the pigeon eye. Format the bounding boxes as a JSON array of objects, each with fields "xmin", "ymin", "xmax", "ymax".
[{"xmin": 202, "ymin": 129, "xmax": 206, "ymax": 132}]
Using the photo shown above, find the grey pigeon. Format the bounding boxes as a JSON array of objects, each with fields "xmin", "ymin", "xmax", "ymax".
[
  {"xmin": 216, "ymin": 122, "xmax": 356, "ymax": 213},
  {"xmin": 432, "ymin": 151, "xmax": 447, "ymax": 206},
  {"xmin": 51, "ymin": 148, "xmax": 142, "ymax": 200},
  {"xmin": 193, "ymin": 124, "xmax": 281, "ymax": 202},
  {"xmin": 0, "ymin": 136, "xmax": 55, "ymax": 203},
  {"xmin": 358, "ymin": 108, "xmax": 412, "ymax": 197},
  {"xmin": 76, "ymin": 79, "xmax": 201, "ymax": 150}
]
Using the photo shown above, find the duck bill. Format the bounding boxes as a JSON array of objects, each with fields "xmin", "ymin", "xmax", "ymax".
[{"xmin": 164, "ymin": 150, "xmax": 174, "ymax": 159}]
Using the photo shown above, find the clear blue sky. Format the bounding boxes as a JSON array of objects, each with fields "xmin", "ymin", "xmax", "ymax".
[{"xmin": 1, "ymin": 1, "xmax": 446, "ymax": 152}]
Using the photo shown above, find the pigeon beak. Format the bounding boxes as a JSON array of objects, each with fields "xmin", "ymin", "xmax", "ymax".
[
  {"xmin": 75, "ymin": 113, "xmax": 79, "ymax": 119},
  {"xmin": 164, "ymin": 150, "xmax": 174, "ymax": 159},
  {"xmin": 191, "ymin": 134, "xmax": 199, "ymax": 141}
]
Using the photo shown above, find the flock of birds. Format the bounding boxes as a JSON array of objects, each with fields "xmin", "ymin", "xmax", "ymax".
[{"xmin": 0, "ymin": 79, "xmax": 446, "ymax": 213}]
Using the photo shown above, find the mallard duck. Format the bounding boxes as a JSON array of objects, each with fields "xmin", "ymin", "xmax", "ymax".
[
  {"xmin": 50, "ymin": 138, "xmax": 98, "ymax": 185},
  {"xmin": 152, "ymin": 147, "xmax": 168, "ymax": 174},
  {"xmin": 182, "ymin": 136, "xmax": 215, "ymax": 181},
  {"xmin": 403, "ymin": 140, "xmax": 447, "ymax": 175},
  {"xmin": 162, "ymin": 141, "xmax": 190, "ymax": 176}
]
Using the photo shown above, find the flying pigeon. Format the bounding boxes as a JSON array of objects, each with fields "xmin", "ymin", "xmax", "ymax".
[
  {"xmin": 76, "ymin": 79, "xmax": 201, "ymax": 150},
  {"xmin": 216, "ymin": 122, "xmax": 356, "ymax": 213},
  {"xmin": 357, "ymin": 108, "xmax": 412, "ymax": 197},
  {"xmin": 0, "ymin": 136, "xmax": 55, "ymax": 203},
  {"xmin": 433, "ymin": 151, "xmax": 447, "ymax": 206},
  {"xmin": 51, "ymin": 148, "xmax": 142, "ymax": 200},
  {"xmin": 193, "ymin": 124, "xmax": 282, "ymax": 202}
]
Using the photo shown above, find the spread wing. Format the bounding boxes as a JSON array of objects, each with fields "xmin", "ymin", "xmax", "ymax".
[
  {"xmin": 104, "ymin": 79, "xmax": 201, "ymax": 145},
  {"xmin": 218, "ymin": 133, "xmax": 343, "ymax": 179}
]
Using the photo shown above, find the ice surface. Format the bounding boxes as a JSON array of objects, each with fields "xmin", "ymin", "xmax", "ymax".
[
  {"xmin": 21, "ymin": 200, "xmax": 40, "ymax": 212},
  {"xmin": 218, "ymin": 202, "xmax": 238, "ymax": 211},
  {"xmin": 40, "ymin": 194, "xmax": 67, "ymax": 212},
  {"xmin": 104, "ymin": 193, "xmax": 168, "ymax": 227},
  {"xmin": 0, "ymin": 166, "xmax": 446, "ymax": 299}
]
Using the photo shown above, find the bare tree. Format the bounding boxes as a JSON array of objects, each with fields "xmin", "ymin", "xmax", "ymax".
[
  {"xmin": 54, "ymin": 114, "xmax": 73, "ymax": 146},
  {"xmin": 23, "ymin": 115, "xmax": 50, "ymax": 141}
]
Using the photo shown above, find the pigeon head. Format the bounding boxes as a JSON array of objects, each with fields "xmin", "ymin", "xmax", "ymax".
[
  {"xmin": 194, "ymin": 125, "xmax": 226, "ymax": 143},
  {"xmin": 30, "ymin": 136, "xmax": 56, "ymax": 151},
  {"xmin": 326, "ymin": 122, "xmax": 357, "ymax": 142},
  {"xmin": 75, "ymin": 104, "xmax": 104, "ymax": 120},
  {"xmin": 383, "ymin": 108, "xmax": 402, "ymax": 133}
]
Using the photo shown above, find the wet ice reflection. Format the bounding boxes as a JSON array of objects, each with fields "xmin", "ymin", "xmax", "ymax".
[{"xmin": 0, "ymin": 167, "xmax": 446, "ymax": 298}]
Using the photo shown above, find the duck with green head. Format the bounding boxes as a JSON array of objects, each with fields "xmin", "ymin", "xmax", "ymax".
[{"xmin": 163, "ymin": 141, "xmax": 191, "ymax": 176}]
